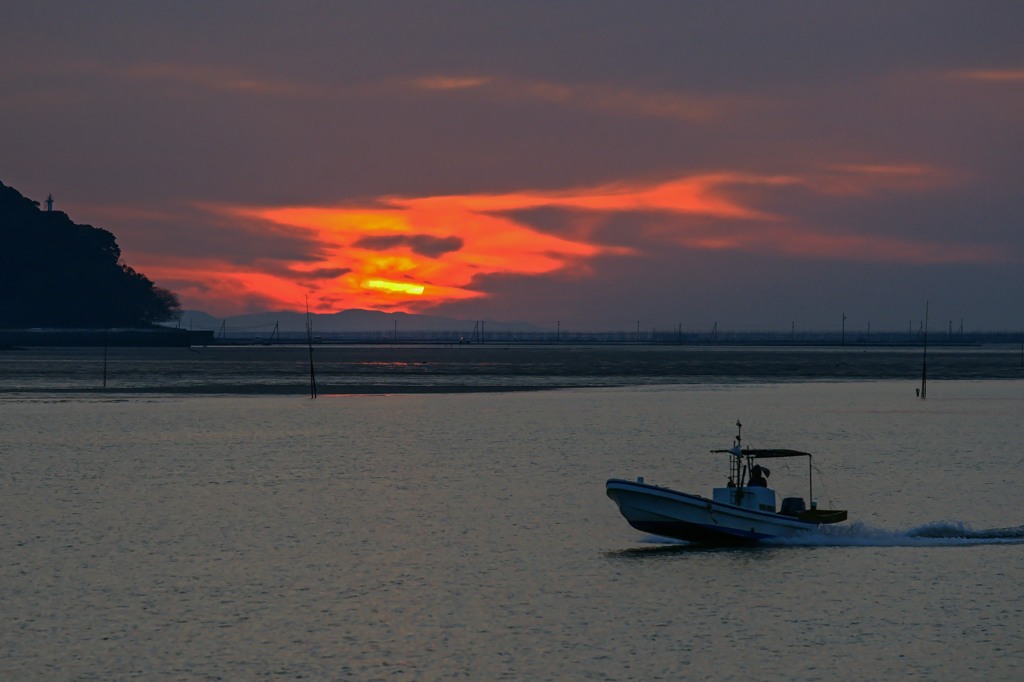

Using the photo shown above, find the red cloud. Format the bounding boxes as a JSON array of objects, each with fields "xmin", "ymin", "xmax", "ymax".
[{"xmin": 132, "ymin": 166, "xmax": 1002, "ymax": 315}]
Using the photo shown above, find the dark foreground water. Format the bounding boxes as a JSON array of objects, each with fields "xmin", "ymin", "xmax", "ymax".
[{"xmin": 2, "ymin": 348, "xmax": 1023, "ymax": 679}]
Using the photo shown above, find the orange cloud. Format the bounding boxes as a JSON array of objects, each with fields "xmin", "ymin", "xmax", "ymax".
[
  {"xmin": 409, "ymin": 73, "xmax": 736, "ymax": 121},
  {"xmin": 812, "ymin": 163, "xmax": 957, "ymax": 195},
  {"xmin": 135, "ymin": 166, "xmax": 1003, "ymax": 316},
  {"xmin": 58, "ymin": 60, "xmax": 320, "ymax": 97},
  {"xmin": 414, "ymin": 75, "xmax": 494, "ymax": 91},
  {"xmin": 947, "ymin": 68, "xmax": 1024, "ymax": 82},
  {"xmin": 729, "ymin": 224, "xmax": 1000, "ymax": 264},
  {"xmin": 142, "ymin": 257, "xmax": 311, "ymax": 314}
]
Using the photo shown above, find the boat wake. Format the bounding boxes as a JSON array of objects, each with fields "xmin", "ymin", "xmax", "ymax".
[
  {"xmin": 633, "ymin": 521, "xmax": 1024, "ymax": 549},
  {"xmin": 768, "ymin": 520, "xmax": 1024, "ymax": 547}
]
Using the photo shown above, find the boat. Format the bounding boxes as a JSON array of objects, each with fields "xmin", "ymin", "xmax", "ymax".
[{"xmin": 606, "ymin": 421, "xmax": 847, "ymax": 545}]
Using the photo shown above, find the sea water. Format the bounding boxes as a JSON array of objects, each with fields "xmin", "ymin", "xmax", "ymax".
[{"xmin": 2, "ymin": 374, "xmax": 1023, "ymax": 679}]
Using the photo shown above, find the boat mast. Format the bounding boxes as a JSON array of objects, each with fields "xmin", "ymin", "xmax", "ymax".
[{"xmin": 734, "ymin": 420, "xmax": 742, "ymax": 487}]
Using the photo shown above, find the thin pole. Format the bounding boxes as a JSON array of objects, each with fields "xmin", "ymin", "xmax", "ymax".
[
  {"xmin": 306, "ymin": 296, "xmax": 317, "ymax": 399},
  {"xmin": 920, "ymin": 301, "xmax": 929, "ymax": 399},
  {"xmin": 808, "ymin": 455, "xmax": 813, "ymax": 506},
  {"xmin": 102, "ymin": 329, "xmax": 108, "ymax": 388}
]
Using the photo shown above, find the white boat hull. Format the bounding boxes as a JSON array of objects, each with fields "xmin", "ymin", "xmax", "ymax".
[{"xmin": 606, "ymin": 478, "xmax": 819, "ymax": 544}]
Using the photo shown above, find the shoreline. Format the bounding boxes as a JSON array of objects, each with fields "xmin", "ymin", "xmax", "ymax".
[{"xmin": 2, "ymin": 345, "xmax": 1021, "ymax": 396}]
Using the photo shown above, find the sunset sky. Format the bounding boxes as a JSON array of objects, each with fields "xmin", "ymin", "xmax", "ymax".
[{"xmin": 3, "ymin": 2, "xmax": 1023, "ymax": 331}]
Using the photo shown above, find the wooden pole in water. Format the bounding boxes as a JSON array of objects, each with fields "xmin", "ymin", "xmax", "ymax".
[
  {"xmin": 808, "ymin": 455, "xmax": 814, "ymax": 507},
  {"xmin": 306, "ymin": 296, "xmax": 317, "ymax": 399},
  {"xmin": 102, "ymin": 329, "xmax": 108, "ymax": 388},
  {"xmin": 920, "ymin": 301, "xmax": 929, "ymax": 399}
]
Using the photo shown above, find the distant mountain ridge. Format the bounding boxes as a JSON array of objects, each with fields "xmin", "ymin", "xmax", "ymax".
[{"xmin": 176, "ymin": 308, "xmax": 545, "ymax": 335}]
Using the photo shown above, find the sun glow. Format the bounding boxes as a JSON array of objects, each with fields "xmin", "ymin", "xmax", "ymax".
[{"xmin": 364, "ymin": 279, "xmax": 426, "ymax": 295}]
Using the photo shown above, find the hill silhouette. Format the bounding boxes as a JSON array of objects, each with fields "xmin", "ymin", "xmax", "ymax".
[{"xmin": 0, "ymin": 181, "xmax": 179, "ymax": 328}]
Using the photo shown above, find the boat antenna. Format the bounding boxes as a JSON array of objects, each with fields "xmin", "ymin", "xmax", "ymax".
[{"xmin": 735, "ymin": 420, "xmax": 743, "ymax": 490}]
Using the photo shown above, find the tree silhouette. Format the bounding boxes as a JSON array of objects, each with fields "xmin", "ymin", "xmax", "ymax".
[{"xmin": 0, "ymin": 181, "xmax": 180, "ymax": 328}]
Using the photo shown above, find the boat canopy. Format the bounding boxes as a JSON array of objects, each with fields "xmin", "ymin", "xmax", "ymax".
[
  {"xmin": 744, "ymin": 448, "xmax": 811, "ymax": 459},
  {"xmin": 710, "ymin": 447, "xmax": 810, "ymax": 458}
]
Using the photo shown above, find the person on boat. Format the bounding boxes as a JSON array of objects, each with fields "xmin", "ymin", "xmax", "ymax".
[{"xmin": 748, "ymin": 464, "xmax": 769, "ymax": 487}]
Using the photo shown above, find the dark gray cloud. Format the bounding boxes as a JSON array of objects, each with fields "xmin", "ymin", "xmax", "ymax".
[{"xmin": 354, "ymin": 234, "xmax": 464, "ymax": 258}]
